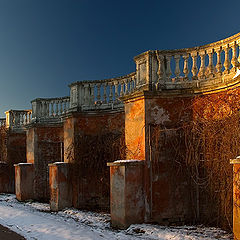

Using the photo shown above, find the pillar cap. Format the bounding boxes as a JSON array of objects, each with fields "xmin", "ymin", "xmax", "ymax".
[
  {"xmin": 14, "ymin": 163, "xmax": 34, "ymax": 167},
  {"xmin": 230, "ymin": 157, "xmax": 240, "ymax": 164},
  {"xmin": 48, "ymin": 162, "xmax": 69, "ymax": 167},
  {"xmin": 107, "ymin": 159, "xmax": 145, "ymax": 167}
]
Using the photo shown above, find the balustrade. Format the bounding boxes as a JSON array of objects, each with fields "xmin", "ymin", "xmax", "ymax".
[
  {"xmin": 69, "ymin": 72, "xmax": 136, "ymax": 110},
  {"xmin": 0, "ymin": 118, "xmax": 6, "ymax": 127},
  {"xmin": 4, "ymin": 33, "xmax": 240, "ymax": 122},
  {"xmin": 31, "ymin": 97, "xmax": 70, "ymax": 120},
  {"xmin": 151, "ymin": 32, "xmax": 240, "ymax": 89},
  {"xmin": 5, "ymin": 110, "xmax": 32, "ymax": 129}
]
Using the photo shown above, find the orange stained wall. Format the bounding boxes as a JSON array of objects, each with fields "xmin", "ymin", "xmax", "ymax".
[{"xmin": 124, "ymin": 98, "xmax": 146, "ymax": 160}]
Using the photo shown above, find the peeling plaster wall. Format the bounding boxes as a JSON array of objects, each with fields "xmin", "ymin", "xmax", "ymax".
[
  {"xmin": 64, "ymin": 111, "xmax": 125, "ymax": 211},
  {"xmin": 26, "ymin": 125, "xmax": 64, "ymax": 201},
  {"xmin": 0, "ymin": 130, "xmax": 27, "ymax": 193},
  {"xmin": 145, "ymin": 96, "xmax": 193, "ymax": 224}
]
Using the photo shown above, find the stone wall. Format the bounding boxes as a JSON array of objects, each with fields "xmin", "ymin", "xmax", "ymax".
[
  {"xmin": 64, "ymin": 110, "xmax": 125, "ymax": 211},
  {"xmin": 26, "ymin": 124, "xmax": 63, "ymax": 201},
  {"xmin": 0, "ymin": 129, "xmax": 26, "ymax": 193}
]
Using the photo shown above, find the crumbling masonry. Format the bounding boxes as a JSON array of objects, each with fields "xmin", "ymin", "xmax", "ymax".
[{"xmin": 1, "ymin": 32, "xmax": 240, "ymax": 239}]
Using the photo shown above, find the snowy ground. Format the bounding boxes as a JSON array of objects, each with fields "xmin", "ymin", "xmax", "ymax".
[{"xmin": 0, "ymin": 194, "xmax": 233, "ymax": 240}]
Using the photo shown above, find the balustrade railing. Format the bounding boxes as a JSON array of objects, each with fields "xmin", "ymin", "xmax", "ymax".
[
  {"xmin": 134, "ymin": 32, "xmax": 240, "ymax": 91},
  {"xmin": 0, "ymin": 118, "xmax": 6, "ymax": 127},
  {"xmin": 69, "ymin": 72, "xmax": 136, "ymax": 111},
  {"xmin": 3, "ymin": 33, "xmax": 240, "ymax": 124},
  {"xmin": 5, "ymin": 110, "xmax": 32, "ymax": 129},
  {"xmin": 31, "ymin": 97, "xmax": 70, "ymax": 120}
]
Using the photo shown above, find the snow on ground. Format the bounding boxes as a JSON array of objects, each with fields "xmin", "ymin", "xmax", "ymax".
[{"xmin": 0, "ymin": 194, "xmax": 233, "ymax": 240}]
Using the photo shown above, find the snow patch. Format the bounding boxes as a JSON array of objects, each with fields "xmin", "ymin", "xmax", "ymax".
[{"xmin": 0, "ymin": 194, "xmax": 233, "ymax": 240}]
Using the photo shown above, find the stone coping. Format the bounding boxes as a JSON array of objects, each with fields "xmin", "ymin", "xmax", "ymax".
[
  {"xmin": 69, "ymin": 72, "xmax": 136, "ymax": 86},
  {"xmin": 107, "ymin": 160, "xmax": 145, "ymax": 167},
  {"xmin": 48, "ymin": 162, "xmax": 69, "ymax": 167},
  {"xmin": 14, "ymin": 163, "xmax": 34, "ymax": 167},
  {"xmin": 230, "ymin": 158, "xmax": 240, "ymax": 164}
]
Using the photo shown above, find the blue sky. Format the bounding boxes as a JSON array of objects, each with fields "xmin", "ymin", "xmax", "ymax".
[{"xmin": 0, "ymin": 0, "xmax": 239, "ymax": 116}]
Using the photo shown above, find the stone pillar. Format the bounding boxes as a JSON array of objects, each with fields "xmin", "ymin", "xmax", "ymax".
[
  {"xmin": 122, "ymin": 91, "xmax": 193, "ymax": 224},
  {"xmin": 26, "ymin": 124, "xmax": 63, "ymax": 201},
  {"xmin": 107, "ymin": 160, "xmax": 144, "ymax": 229},
  {"xmin": 230, "ymin": 158, "xmax": 240, "ymax": 240},
  {"xmin": 0, "ymin": 162, "xmax": 13, "ymax": 193},
  {"xmin": 49, "ymin": 162, "xmax": 72, "ymax": 211},
  {"xmin": 14, "ymin": 163, "xmax": 34, "ymax": 201}
]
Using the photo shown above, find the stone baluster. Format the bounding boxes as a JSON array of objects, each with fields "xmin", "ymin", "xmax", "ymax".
[
  {"xmin": 21, "ymin": 113, "xmax": 24, "ymax": 125},
  {"xmin": 41, "ymin": 102, "xmax": 45, "ymax": 117},
  {"xmin": 125, "ymin": 79, "xmax": 129, "ymax": 94},
  {"xmin": 198, "ymin": 51, "xmax": 206, "ymax": 79},
  {"xmin": 27, "ymin": 112, "xmax": 30, "ymax": 124},
  {"xmin": 10, "ymin": 112, "xmax": 14, "ymax": 127},
  {"xmin": 24, "ymin": 112, "xmax": 27, "ymax": 124},
  {"xmin": 11, "ymin": 112, "xmax": 14, "ymax": 126},
  {"xmin": 134, "ymin": 76, "xmax": 137, "ymax": 89},
  {"xmin": 51, "ymin": 101, "xmax": 54, "ymax": 117},
  {"xmin": 55, "ymin": 101, "xmax": 59, "ymax": 116},
  {"xmin": 155, "ymin": 51, "xmax": 165, "ymax": 84},
  {"xmin": 109, "ymin": 83, "xmax": 113, "ymax": 102},
  {"xmin": 165, "ymin": 55, "xmax": 172, "ymax": 80},
  {"xmin": 89, "ymin": 83, "xmax": 95, "ymax": 105},
  {"xmin": 216, "ymin": 47, "xmax": 222, "ymax": 74},
  {"xmin": 130, "ymin": 79, "xmax": 134, "ymax": 92},
  {"xmin": 59, "ymin": 100, "xmax": 63, "ymax": 115},
  {"xmin": 183, "ymin": 54, "xmax": 189, "ymax": 79},
  {"xmin": 103, "ymin": 83, "xmax": 107, "ymax": 103},
  {"xmin": 16, "ymin": 112, "xmax": 20, "ymax": 126},
  {"xmin": 191, "ymin": 52, "xmax": 198, "ymax": 79},
  {"xmin": 83, "ymin": 84, "xmax": 89, "ymax": 106},
  {"xmin": 63, "ymin": 99, "xmax": 67, "ymax": 113},
  {"xmin": 18, "ymin": 112, "xmax": 21, "ymax": 125},
  {"xmin": 120, "ymin": 81, "xmax": 124, "ymax": 97},
  {"xmin": 114, "ymin": 81, "xmax": 119, "ymax": 100},
  {"xmin": 174, "ymin": 55, "xmax": 181, "ymax": 80},
  {"xmin": 19, "ymin": 113, "xmax": 22, "ymax": 126},
  {"xmin": 237, "ymin": 41, "xmax": 240, "ymax": 66},
  {"xmin": 232, "ymin": 42, "xmax": 238, "ymax": 71},
  {"xmin": 25, "ymin": 112, "xmax": 28, "ymax": 124},
  {"xmin": 46, "ymin": 102, "xmax": 50, "ymax": 117},
  {"xmin": 224, "ymin": 45, "xmax": 230, "ymax": 74},
  {"xmin": 23, "ymin": 112, "xmax": 26, "ymax": 125},
  {"xmin": 207, "ymin": 49, "xmax": 215, "ymax": 77},
  {"xmin": 97, "ymin": 83, "xmax": 101, "ymax": 103}
]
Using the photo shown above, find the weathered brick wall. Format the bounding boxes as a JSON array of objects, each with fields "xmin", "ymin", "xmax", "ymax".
[
  {"xmin": 125, "ymin": 94, "xmax": 194, "ymax": 224},
  {"xmin": 0, "ymin": 129, "xmax": 27, "ymax": 193},
  {"xmin": 26, "ymin": 125, "xmax": 63, "ymax": 201},
  {"xmin": 64, "ymin": 111, "xmax": 125, "ymax": 211},
  {"xmin": 146, "ymin": 96, "xmax": 194, "ymax": 224},
  {"xmin": 189, "ymin": 89, "xmax": 240, "ymax": 230},
  {"xmin": 0, "ymin": 127, "xmax": 7, "ymax": 163},
  {"xmin": 124, "ymin": 89, "xmax": 239, "ymax": 230}
]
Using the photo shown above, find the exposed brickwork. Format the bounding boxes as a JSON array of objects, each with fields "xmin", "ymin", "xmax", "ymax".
[
  {"xmin": 124, "ymin": 93, "xmax": 194, "ymax": 224},
  {"xmin": 0, "ymin": 129, "xmax": 26, "ymax": 193},
  {"xmin": 63, "ymin": 111, "xmax": 125, "ymax": 211},
  {"xmin": 26, "ymin": 124, "xmax": 63, "ymax": 201}
]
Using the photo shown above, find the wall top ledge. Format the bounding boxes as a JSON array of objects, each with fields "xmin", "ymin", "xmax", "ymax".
[
  {"xmin": 107, "ymin": 160, "xmax": 145, "ymax": 167},
  {"xmin": 48, "ymin": 162, "xmax": 69, "ymax": 167},
  {"xmin": 14, "ymin": 163, "xmax": 34, "ymax": 166},
  {"xmin": 230, "ymin": 158, "xmax": 240, "ymax": 164}
]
